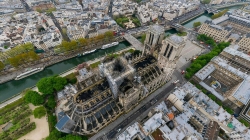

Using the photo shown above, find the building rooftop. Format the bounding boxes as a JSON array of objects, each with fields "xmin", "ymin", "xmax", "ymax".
[
  {"xmin": 143, "ymin": 112, "xmax": 165, "ymax": 134},
  {"xmin": 117, "ymin": 122, "xmax": 145, "ymax": 140},
  {"xmin": 195, "ymin": 64, "xmax": 215, "ymax": 81},
  {"xmin": 212, "ymin": 15, "xmax": 229, "ymax": 25},
  {"xmin": 169, "ymin": 35, "xmax": 184, "ymax": 44},
  {"xmin": 211, "ymin": 56, "xmax": 250, "ymax": 105}
]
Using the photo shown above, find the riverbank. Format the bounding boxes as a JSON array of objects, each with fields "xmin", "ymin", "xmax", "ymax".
[
  {"xmin": 0, "ymin": 46, "xmax": 133, "ymax": 109},
  {"xmin": 0, "ymin": 36, "xmax": 124, "ymax": 85}
]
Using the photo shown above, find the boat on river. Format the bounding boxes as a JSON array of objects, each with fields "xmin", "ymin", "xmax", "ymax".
[
  {"xmin": 101, "ymin": 42, "xmax": 119, "ymax": 49},
  {"xmin": 82, "ymin": 49, "xmax": 97, "ymax": 55},
  {"xmin": 15, "ymin": 67, "xmax": 44, "ymax": 80}
]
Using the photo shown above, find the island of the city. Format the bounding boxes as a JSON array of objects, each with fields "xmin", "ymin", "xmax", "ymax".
[{"xmin": 0, "ymin": 0, "xmax": 250, "ymax": 140}]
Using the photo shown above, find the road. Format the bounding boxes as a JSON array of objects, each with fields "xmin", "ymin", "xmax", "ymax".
[
  {"xmin": 108, "ymin": 0, "xmax": 114, "ymax": 18},
  {"xmin": 50, "ymin": 13, "xmax": 70, "ymax": 41},
  {"xmin": 20, "ymin": 0, "xmax": 32, "ymax": 12},
  {"xmin": 94, "ymin": 69, "xmax": 185, "ymax": 140},
  {"xmin": 105, "ymin": 84, "xmax": 175, "ymax": 139}
]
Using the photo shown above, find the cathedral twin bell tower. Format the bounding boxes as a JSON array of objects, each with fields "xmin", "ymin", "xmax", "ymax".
[
  {"xmin": 143, "ymin": 24, "xmax": 185, "ymax": 76},
  {"xmin": 144, "ymin": 24, "xmax": 165, "ymax": 58}
]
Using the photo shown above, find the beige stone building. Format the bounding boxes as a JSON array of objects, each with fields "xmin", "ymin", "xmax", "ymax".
[
  {"xmin": 198, "ymin": 20, "xmax": 231, "ymax": 42},
  {"xmin": 193, "ymin": 47, "xmax": 250, "ymax": 109},
  {"xmin": 238, "ymin": 33, "xmax": 250, "ymax": 55}
]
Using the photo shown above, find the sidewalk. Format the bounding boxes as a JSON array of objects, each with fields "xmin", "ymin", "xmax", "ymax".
[{"xmin": 90, "ymin": 75, "xmax": 177, "ymax": 140}]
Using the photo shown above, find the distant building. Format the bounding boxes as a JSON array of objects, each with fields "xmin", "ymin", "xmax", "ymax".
[
  {"xmin": 203, "ymin": 121, "xmax": 220, "ymax": 140},
  {"xmin": 198, "ymin": 20, "xmax": 231, "ymax": 42},
  {"xmin": 193, "ymin": 47, "xmax": 250, "ymax": 109},
  {"xmin": 238, "ymin": 33, "xmax": 250, "ymax": 55},
  {"xmin": 26, "ymin": 0, "xmax": 55, "ymax": 11}
]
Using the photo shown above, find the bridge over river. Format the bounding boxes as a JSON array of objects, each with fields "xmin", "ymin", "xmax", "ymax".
[{"xmin": 123, "ymin": 33, "xmax": 144, "ymax": 51}]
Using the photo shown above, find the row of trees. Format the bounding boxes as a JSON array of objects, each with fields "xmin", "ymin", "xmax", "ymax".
[
  {"xmin": 0, "ymin": 43, "xmax": 39, "ymax": 70},
  {"xmin": 0, "ymin": 43, "xmax": 34, "ymax": 61},
  {"xmin": 8, "ymin": 51, "xmax": 39, "ymax": 68},
  {"xmin": 185, "ymin": 34, "xmax": 230, "ymax": 79},
  {"xmin": 36, "ymin": 75, "xmax": 67, "ymax": 95},
  {"xmin": 197, "ymin": 34, "xmax": 216, "ymax": 47},
  {"xmin": 211, "ymin": 9, "xmax": 229, "ymax": 19},
  {"xmin": 54, "ymin": 31, "xmax": 114, "ymax": 54}
]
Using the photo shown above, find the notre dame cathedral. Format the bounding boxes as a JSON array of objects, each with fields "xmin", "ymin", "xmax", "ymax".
[{"xmin": 55, "ymin": 24, "xmax": 185, "ymax": 135}]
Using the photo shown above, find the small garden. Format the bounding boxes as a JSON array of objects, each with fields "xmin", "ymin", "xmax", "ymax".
[
  {"xmin": 0, "ymin": 99, "xmax": 35, "ymax": 140},
  {"xmin": 115, "ymin": 15, "xmax": 141, "ymax": 28}
]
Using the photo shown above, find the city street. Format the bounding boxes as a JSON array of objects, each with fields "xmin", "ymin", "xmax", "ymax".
[{"xmin": 91, "ymin": 67, "xmax": 186, "ymax": 140}]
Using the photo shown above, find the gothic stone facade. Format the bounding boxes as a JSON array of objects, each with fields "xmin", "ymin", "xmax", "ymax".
[{"xmin": 55, "ymin": 24, "xmax": 185, "ymax": 135}]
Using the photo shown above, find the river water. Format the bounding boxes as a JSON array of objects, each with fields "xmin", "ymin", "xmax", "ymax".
[{"xmin": 0, "ymin": 5, "xmax": 242, "ymax": 102}]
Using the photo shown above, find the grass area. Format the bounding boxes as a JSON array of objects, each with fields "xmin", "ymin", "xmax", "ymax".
[
  {"xmin": 239, "ymin": 119, "xmax": 250, "ymax": 127},
  {"xmin": 90, "ymin": 61, "xmax": 101, "ymax": 69},
  {"xmin": 151, "ymin": 128, "xmax": 164, "ymax": 140},
  {"xmin": 177, "ymin": 32, "xmax": 187, "ymax": 36},
  {"xmin": 64, "ymin": 72, "xmax": 77, "ymax": 84},
  {"xmin": 33, "ymin": 106, "xmax": 46, "ymax": 119}
]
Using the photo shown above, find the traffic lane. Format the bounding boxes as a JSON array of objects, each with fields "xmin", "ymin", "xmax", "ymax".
[{"xmin": 107, "ymin": 84, "xmax": 175, "ymax": 139}]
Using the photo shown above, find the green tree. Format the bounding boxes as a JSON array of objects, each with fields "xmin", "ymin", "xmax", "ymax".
[
  {"xmin": 104, "ymin": 31, "xmax": 114, "ymax": 39},
  {"xmin": 28, "ymin": 51, "xmax": 40, "ymax": 61},
  {"xmin": 141, "ymin": 34, "xmax": 146, "ymax": 44},
  {"xmin": 37, "ymin": 76, "xmax": 68, "ymax": 95},
  {"xmin": 33, "ymin": 106, "xmax": 46, "ymax": 118},
  {"xmin": 53, "ymin": 76, "xmax": 67, "ymax": 91},
  {"xmin": 45, "ymin": 96, "xmax": 56, "ymax": 110},
  {"xmin": 78, "ymin": 38, "xmax": 88, "ymax": 46},
  {"xmin": 0, "ymin": 61, "xmax": 4, "ymax": 71},
  {"xmin": 211, "ymin": 9, "xmax": 229, "ymax": 19},
  {"xmin": 46, "ymin": 129, "xmax": 62, "ymax": 140},
  {"xmin": 193, "ymin": 22, "xmax": 201, "ymax": 28},
  {"xmin": 37, "ymin": 77, "xmax": 55, "ymax": 94},
  {"xmin": 24, "ymin": 90, "xmax": 44, "ymax": 106},
  {"xmin": 8, "ymin": 57, "xmax": 20, "ymax": 68}
]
